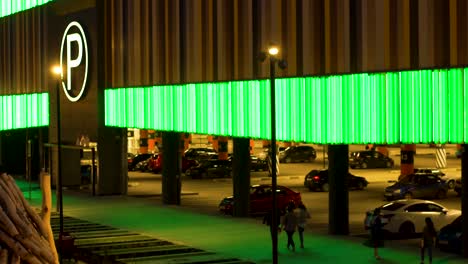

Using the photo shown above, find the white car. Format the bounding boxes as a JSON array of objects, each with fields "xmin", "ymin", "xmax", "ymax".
[{"xmin": 364, "ymin": 199, "xmax": 461, "ymax": 235}]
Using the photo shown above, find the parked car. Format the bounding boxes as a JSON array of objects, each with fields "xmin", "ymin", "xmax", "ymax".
[
  {"xmin": 384, "ymin": 173, "xmax": 449, "ymax": 200},
  {"xmin": 349, "ymin": 150, "xmax": 394, "ymax": 169},
  {"xmin": 127, "ymin": 153, "xmax": 136, "ymax": 168},
  {"xmin": 363, "ymin": 200, "xmax": 461, "ymax": 236},
  {"xmin": 128, "ymin": 153, "xmax": 153, "ymax": 171},
  {"xmin": 185, "ymin": 159, "xmax": 232, "ymax": 179},
  {"xmin": 437, "ymin": 216, "xmax": 462, "ymax": 253},
  {"xmin": 135, "ymin": 155, "xmax": 154, "ymax": 172},
  {"xmin": 184, "ymin": 147, "xmax": 218, "ymax": 160},
  {"xmin": 228, "ymin": 155, "xmax": 268, "ymax": 172},
  {"xmin": 406, "ymin": 168, "xmax": 456, "ymax": 189},
  {"xmin": 147, "ymin": 153, "xmax": 199, "ymax": 173},
  {"xmin": 250, "ymin": 155, "xmax": 268, "ymax": 171},
  {"xmin": 303, "ymin": 169, "xmax": 368, "ymax": 191},
  {"xmin": 279, "ymin": 146, "xmax": 317, "ymax": 163},
  {"xmin": 454, "ymin": 178, "xmax": 462, "ymax": 196},
  {"xmin": 219, "ymin": 184, "xmax": 302, "ymax": 216}
]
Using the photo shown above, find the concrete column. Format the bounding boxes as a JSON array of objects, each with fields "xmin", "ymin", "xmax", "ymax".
[
  {"xmin": 376, "ymin": 146, "xmax": 389, "ymax": 157},
  {"xmin": 139, "ymin": 129, "xmax": 148, "ymax": 154},
  {"xmin": 218, "ymin": 136, "xmax": 229, "ymax": 160},
  {"xmin": 181, "ymin": 133, "xmax": 191, "ymax": 152},
  {"xmin": 249, "ymin": 139, "xmax": 255, "ymax": 155},
  {"xmin": 232, "ymin": 137, "xmax": 251, "ymax": 217},
  {"xmin": 262, "ymin": 140, "xmax": 269, "ymax": 149},
  {"xmin": 162, "ymin": 131, "xmax": 181, "ymax": 205},
  {"xmin": 97, "ymin": 127, "xmax": 128, "ymax": 195},
  {"xmin": 328, "ymin": 144, "xmax": 349, "ymax": 235},
  {"xmin": 400, "ymin": 144, "xmax": 416, "ymax": 175},
  {"xmin": 461, "ymin": 144, "xmax": 468, "ymax": 258},
  {"xmin": 147, "ymin": 130, "xmax": 156, "ymax": 153}
]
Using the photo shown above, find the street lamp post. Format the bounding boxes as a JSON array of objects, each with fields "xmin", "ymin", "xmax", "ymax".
[
  {"xmin": 52, "ymin": 66, "xmax": 64, "ymax": 263},
  {"xmin": 260, "ymin": 46, "xmax": 286, "ymax": 264}
]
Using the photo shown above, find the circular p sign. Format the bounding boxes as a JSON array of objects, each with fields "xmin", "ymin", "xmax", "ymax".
[{"xmin": 60, "ymin": 21, "xmax": 89, "ymax": 102}]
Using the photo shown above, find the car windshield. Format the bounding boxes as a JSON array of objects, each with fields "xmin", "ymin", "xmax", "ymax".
[{"xmin": 379, "ymin": 202, "xmax": 406, "ymax": 211}]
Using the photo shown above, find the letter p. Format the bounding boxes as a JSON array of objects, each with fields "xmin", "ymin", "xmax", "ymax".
[{"xmin": 66, "ymin": 33, "xmax": 83, "ymax": 91}]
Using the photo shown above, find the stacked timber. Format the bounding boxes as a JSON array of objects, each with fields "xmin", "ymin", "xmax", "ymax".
[{"xmin": 0, "ymin": 172, "xmax": 58, "ymax": 264}]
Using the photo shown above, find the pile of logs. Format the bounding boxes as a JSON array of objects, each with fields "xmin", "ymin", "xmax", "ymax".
[{"xmin": 0, "ymin": 172, "xmax": 58, "ymax": 264}]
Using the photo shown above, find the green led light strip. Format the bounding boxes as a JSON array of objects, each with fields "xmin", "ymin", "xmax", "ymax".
[
  {"xmin": 105, "ymin": 67, "xmax": 468, "ymax": 144},
  {"xmin": 0, "ymin": 0, "xmax": 53, "ymax": 18},
  {"xmin": 0, "ymin": 93, "xmax": 49, "ymax": 131}
]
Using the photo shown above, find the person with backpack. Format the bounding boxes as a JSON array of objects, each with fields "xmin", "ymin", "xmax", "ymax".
[
  {"xmin": 296, "ymin": 202, "xmax": 310, "ymax": 248},
  {"xmin": 370, "ymin": 208, "xmax": 385, "ymax": 260},
  {"xmin": 281, "ymin": 203, "xmax": 298, "ymax": 252},
  {"xmin": 421, "ymin": 217, "xmax": 437, "ymax": 264}
]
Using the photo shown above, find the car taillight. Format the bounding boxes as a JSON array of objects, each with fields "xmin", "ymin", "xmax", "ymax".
[{"xmin": 313, "ymin": 176, "xmax": 320, "ymax": 180}]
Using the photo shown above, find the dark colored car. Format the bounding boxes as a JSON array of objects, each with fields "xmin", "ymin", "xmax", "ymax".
[
  {"xmin": 147, "ymin": 153, "xmax": 199, "ymax": 173},
  {"xmin": 279, "ymin": 146, "xmax": 317, "ymax": 163},
  {"xmin": 303, "ymin": 169, "xmax": 368, "ymax": 192},
  {"xmin": 349, "ymin": 150, "xmax": 394, "ymax": 169},
  {"xmin": 128, "ymin": 153, "xmax": 153, "ymax": 171},
  {"xmin": 437, "ymin": 216, "xmax": 462, "ymax": 253},
  {"xmin": 219, "ymin": 184, "xmax": 302, "ymax": 216},
  {"xmin": 409, "ymin": 168, "xmax": 456, "ymax": 189},
  {"xmin": 454, "ymin": 178, "xmax": 462, "ymax": 196},
  {"xmin": 250, "ymin": 155, "xmax": 268, "ymax": 171},
  {"xmin": 127, "ymin": 153, "xmax": 136, "ymax": 168},
  {"xmin": 184, "ymin": 148, "xmax": 218, "ymax": 160},
  {"xmin": 384, "ymin": 173, "xmax": 449, "ymax": 200},
  {"xmin": 135, "ymin": 156, "xmax": 153, "ymax": 172},
  {"xmin": 185, "ymin": 159, "xmax": 232, "ymax": 179}
]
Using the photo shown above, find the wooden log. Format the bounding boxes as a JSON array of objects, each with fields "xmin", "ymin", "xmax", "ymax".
[
  {"xmin": 15, "ymin": 234, "xmax": 55, "ymax": 263},
  {"xmin": 0, "ymin": 229, "xmax": 42, "ymax": 264},
  {"xmin": 0, "ymin": 249, "xmax": 7, "ymax": 263},
  {"xmin": 0, "ymin": 183, "xmax": 32, "ymax": 237},
  {"xmin": 40, "ymin": 172, "xmax": 59, "ymax": 264},
  {"xmin": 2, "ymin": 173, "xmax": 49, "ymax": 239},
  {"xmin": 0, "ymin": 207, "xmax": 19, "ymax": 237}
]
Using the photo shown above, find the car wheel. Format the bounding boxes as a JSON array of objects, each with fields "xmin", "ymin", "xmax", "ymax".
[
  {"xmin": 357, "ymin": 181, "xmax": 365, "ymax": 190},
  {"xmin": 350, "ymin": 165, "xmax": 356, "ymax": 169},
  {"xmin": 308, "ymin": 156, "xmax": 315, "ymax": 163},
  {"xmin": 404, "ymin": 192, "xmax": 413, "ymax": 199},
  {"xmin": 436, "ymin": 189, "xmax": 447, "ymax": 199},
  {"xmin": 201, "ymin": 172, "xmax": 207, "ymax": 179},
  {"xmin": 386, "ymin": 161, "xmax": 393, "ymax": 168},
  {"xmin": 399, "ymin": 221, "xmax": 415, "ymax": 235},
  {"xmin": 447, "ymin": 180, "xmax": 455, "ymax": 189},
  {"xmin": 321, "ymin": 183, "xmax": 330, "ymax": 192},
  {"xmin": 361, "ymin": 162, "xmax": 368, "ymax": 169},
  {"xmin": 285, "ymin": 157, "xmax": 292, "ymax": 163}
]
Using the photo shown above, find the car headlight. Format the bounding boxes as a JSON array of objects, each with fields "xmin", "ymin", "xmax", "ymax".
[{"xmin": 393, "ymin": 189, "xmax": 401, "ymax": 194}]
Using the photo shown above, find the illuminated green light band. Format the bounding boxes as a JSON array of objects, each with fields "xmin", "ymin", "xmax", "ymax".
[
  {"xmin": 105, "ymin": 68, "xmax": 468, "ymax": 144},
  {"xmin": 0, "ymin": 0, "xmax": 53, "ymax": 18},
  {"xmin": 0, "ymin": 93, "xmax": 49, "ymax": 131}
]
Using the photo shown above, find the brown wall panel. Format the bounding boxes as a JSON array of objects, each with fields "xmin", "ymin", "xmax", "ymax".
[{"xmin": 5, "ymin": 0, "xmax": 468, "ymax": 96}]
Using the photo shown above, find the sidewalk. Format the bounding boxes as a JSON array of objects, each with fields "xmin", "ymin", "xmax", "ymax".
[{"xmin": 19, "ymin": 180, "xmax": 466, "ymax": 264}]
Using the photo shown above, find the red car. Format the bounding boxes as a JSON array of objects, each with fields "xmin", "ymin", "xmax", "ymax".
[
  {"xmin": 219, "ymin": 184, "xmax": 302, "ymax": 216},
  {"xmin": 148, "ymin": 153, "xmax": 198, "ymax": 173}
]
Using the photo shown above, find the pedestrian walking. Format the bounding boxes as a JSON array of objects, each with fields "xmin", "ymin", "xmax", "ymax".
[
  {"xmin": 420, "ymin": 217, "xmax": 437, "ymax": 264},
  {"xmin": 297, "ymin": 202, "xmax": 310, "ymax": 248},
  {"xmin": 370, "ymin": 208, "xmax": 385, "ymax": 260},
  {"xmin": 263, "ymin": 208, "xmax": 281, "ymax": 241},
  {"xmin": 281, "ymin": 203, "xmax": 298, "ymax": 252}
]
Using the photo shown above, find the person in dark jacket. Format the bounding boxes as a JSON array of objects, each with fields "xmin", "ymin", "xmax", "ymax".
[
  {"xmin": 421, "ymin": 217, "xmax": 437, "ymax": 264},
  {"xmin": 281, "ymin": 204, "xmax": 298, "ymax": 252},
  {"xmin": 263, "ymin": 208, "xmax": 281, "ymax": 241},
  {"xmin": 370, "ymin": 208, "xmax": 385, "ymax": 260}
]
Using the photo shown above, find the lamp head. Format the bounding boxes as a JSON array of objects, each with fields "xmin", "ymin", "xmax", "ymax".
[
  {"xmin": 52, "ymin": 66, "xmax": 62, "ymax": 76},
  {"xmin": 268, "ymin": 46, "xmax": 279, "ymax": 56}
]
